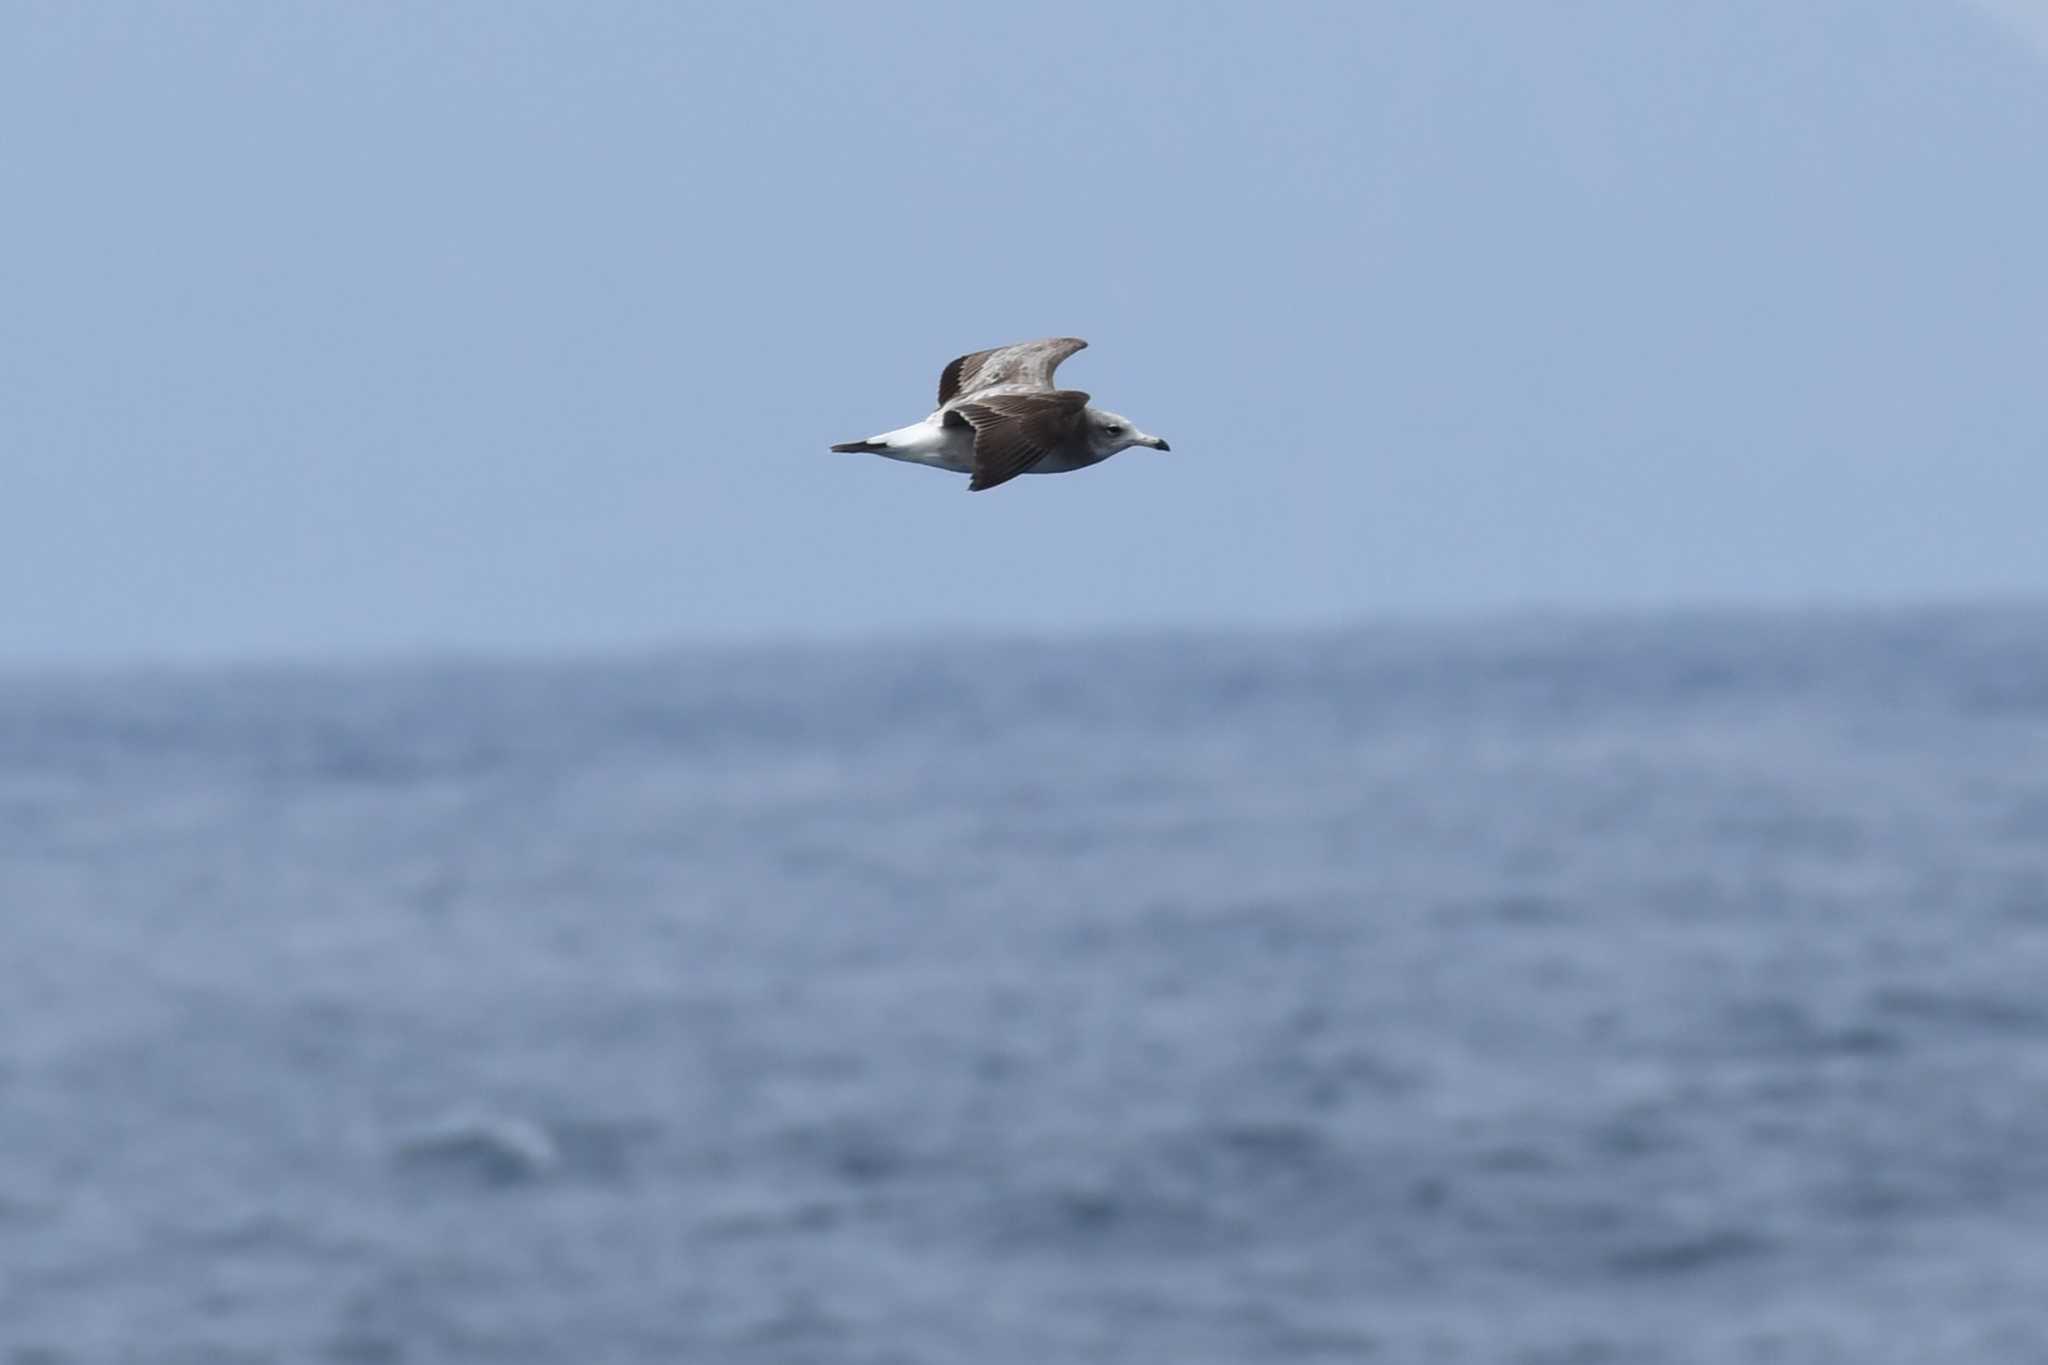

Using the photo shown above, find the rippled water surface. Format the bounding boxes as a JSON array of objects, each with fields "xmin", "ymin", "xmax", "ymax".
[{"xmin": 4, "ymin": 606, "xmax": 2047, "ymax": 1362}]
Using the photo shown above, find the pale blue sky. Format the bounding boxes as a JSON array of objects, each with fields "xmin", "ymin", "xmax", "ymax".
[{"xmin": 5, "ymin": 1, "xmax": 2045, "ymax": 662}]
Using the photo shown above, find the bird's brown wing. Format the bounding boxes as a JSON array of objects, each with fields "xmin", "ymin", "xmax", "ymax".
[
  {"xmin": 937, "ymin": 338, "xmax": 1087, "ymax": 408},
  {"xmin": 952, "ymin": 390, "xmax": 1090, "ymax": 492}
]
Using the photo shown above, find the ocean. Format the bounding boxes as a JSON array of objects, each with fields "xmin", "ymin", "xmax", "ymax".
[{"xmin": 3, "ymin": 605, "xmax": 2046, "ymax": 1363}]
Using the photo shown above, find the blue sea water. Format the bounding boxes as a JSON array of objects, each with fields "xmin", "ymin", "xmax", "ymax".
[{"xmin": 3, "ymin": 605, "xmax": 2047, "ymax": 1363}]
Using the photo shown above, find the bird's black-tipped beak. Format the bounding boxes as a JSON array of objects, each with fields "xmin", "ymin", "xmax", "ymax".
[{"xmin": 1145, "ymin": 436, "xmax": 1171, "ymax": 452}]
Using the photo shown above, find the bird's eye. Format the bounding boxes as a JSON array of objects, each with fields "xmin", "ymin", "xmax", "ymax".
[{"xmin": 1106, "ymin": 425, "xmax": 1124, "ymax": 435}]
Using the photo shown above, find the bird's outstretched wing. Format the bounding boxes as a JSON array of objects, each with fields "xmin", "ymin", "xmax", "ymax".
[
  {"xmin": 938, "ymin": 338, "xmax": 1087, "ymax": 408},
  {"xmin": 953, "ymin": 389, "xmax": 1089, "ymax": 491}
]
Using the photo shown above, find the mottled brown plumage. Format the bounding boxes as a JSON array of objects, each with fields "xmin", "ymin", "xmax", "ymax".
[
  {"xmin": 937, "ymin": 338, "xmax": 1089, "ymax": 408},
  {"xmin": 952, "ymin": 390, "xmax": 1091, "ymax": 492}
]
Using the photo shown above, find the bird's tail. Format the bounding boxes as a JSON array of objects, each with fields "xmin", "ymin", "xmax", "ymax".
[{"xmin": 830, "ymin": 439, "xmax": 888, "ymax": 454}]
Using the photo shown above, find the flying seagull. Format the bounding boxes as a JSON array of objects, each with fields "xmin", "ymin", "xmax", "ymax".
[{"xmin": 830, "ymin": 337, "xmax": 1170, "ymax": 492}]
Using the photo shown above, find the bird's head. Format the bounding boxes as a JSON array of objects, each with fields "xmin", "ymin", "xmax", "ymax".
[{"xmin": 1085, "ymin": 407, "xmax": 1170, "ymax": 457}]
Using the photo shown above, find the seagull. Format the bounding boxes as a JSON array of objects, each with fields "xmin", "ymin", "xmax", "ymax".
[{"xmin": 830, "ymin": 337, "xmax": 1170, "ymax": 492}]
